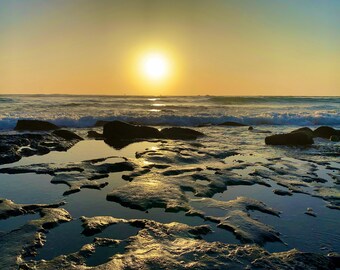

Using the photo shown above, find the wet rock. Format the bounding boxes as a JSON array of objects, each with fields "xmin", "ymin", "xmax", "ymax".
[
  {"xmin": 103, "ymin": 120, "xmax": 161, "ymax": 141},
  {"xmin": 0, "ymin": 133, "xmax": 81, "ymax": 165},
  {"xmin": 330, "ymin": 135, "xmax": 340, "ymax": 142},
  {"xmin": 217, "ymin": 210, "xmax": 281, "ymax": 244},
  {"xmin": 0, "ymin": 157, "xmax": 134, "ymax": 195},
  {"xmin": 103, "ymin": 121, "xmax": 205, "ymax": 144},
  {"xmin": 328, "ymin": 252, "xmax": 340, "ymax": 268},
  {"xmin": 0, "ymin": 198, "xmax": 65, "ymax": 219},
  {"xmin": 0, "ymin": 199, "xmax": 71, "ymax": 269},
  {"xmin": 218, "ymin": 121, "xmax": 248, "ymax": 126},
  {"xmin": 291, "ymin": 127, "xmax": 314, "ymax": 139},
  {"xmin": 107, "ymin": 176, "xmax": 190, "ymax": 211},
  {"xmin": 80, "ymin": 216, "xmax": 124, "ymax": 236},
  {"xmin": 87, "ymin": 130, "xmax": 103, "ymax": 139},
  {"xmin": 94, "ymin": 120, "xmax": 110, "ymax": 127},
  {"xmin": 14, "ymin": 120, "xmax": 59, "ymax": 131},
  {"xmin": 265, "ymin": 132, "xmax": 314, "ymax": 145},
  {"xmin": 313, "ymin": 187, "xmax": 340, "ymax": 208},
  {"xmin": 249, "ymin": 128, "xmax": 272, "ymax": 133},
  {"xmin": 24, "ymin": 216, "xmax": 335, "ymax": 270},
  {"xmin": 52, "ymin": 129, "xmax": 83, "ymax": 141},
  {"xmin": 252, "ymin": 249, "xmax": 335, "ymax": 270},
  {"xmin": 273, "ymin": 189, "xmax": 293, "ymax": 196},
  {"xmin": 314, "ymin": 126, "xmax": 340, "ymax": 139},
  {"xmin": 305, "ymin": 207, "xmax": 317, "ymax": 217},
  {"xmin": 160, "ymin": 127, "xmax": 205, "ymax": 140},
  {"xmin": 189, "ymin": 197, "xmax": 281, "ymax": 245},
  {"xmin": 52, "ymin": 174, "xmax": 109, "ymax": 195}
]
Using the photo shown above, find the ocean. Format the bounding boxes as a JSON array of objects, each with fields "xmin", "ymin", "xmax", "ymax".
[{"xmin": 0, "ymin": 95, "xmax": 339, "ymax": 130}]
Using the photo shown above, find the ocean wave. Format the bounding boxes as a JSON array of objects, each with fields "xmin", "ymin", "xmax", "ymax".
[
  {"xmin": 1, "ymin": 112, "xmax": 339, "ymax": 130},
  {"xmin": 208, "ymin": 96, "xmax": 340, "ymax": 105},
  {"xmin": 0, "ymin": 97, "xmax": 15, "ymax": 103}
]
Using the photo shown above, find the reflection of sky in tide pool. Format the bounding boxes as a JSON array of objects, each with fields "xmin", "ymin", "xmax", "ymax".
[
  {"xmin": 0, "ymin": 140, "xmax": 159, "ymax": 167},
  {"xmin": 1, "ymin": 138, "xmax": 340, "ymax": 266},
  {"xmin": 213, "ymin": 183, "xmax": 340, "ymax": 253}
]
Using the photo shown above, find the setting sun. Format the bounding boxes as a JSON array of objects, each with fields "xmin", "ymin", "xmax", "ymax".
[{"xmin": 140, "ymin": 52, "xmax": 170, "ymax": 82}]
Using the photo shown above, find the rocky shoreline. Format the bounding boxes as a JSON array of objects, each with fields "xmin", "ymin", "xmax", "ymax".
[{"xmin": 0, "ymin": 119, "xmax": 339, "ymax": 269}]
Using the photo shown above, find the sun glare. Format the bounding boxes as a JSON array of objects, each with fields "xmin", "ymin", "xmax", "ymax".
[{"xmin": 140, "ymin": 52, "xmax": 170, "ymax": 82}]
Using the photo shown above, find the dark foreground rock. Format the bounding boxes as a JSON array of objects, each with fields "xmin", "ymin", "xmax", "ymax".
[
  {"xmin": 265, "ymin": 132, "xmax": 314, "ymax": 146},
  {"xmin": 314, "ymin": 126, "xmax": 340, "ymax": 139},
  {"xmin": 14, "ymin": 120, "xmax": 60, "ymax": 131},
  {"xmin": 0, "ymin": 132, "xmax": 82, "ymax": 165},
  {"xmin": 103, "ymin": 121, "xmax": 204, "ymax": 144},
  {"xmin": 52, "ymin": 129, "xmax": 83, "ymax": 140}
]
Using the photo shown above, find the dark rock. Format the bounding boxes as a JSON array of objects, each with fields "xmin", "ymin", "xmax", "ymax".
[
  {"xmin": 52, "ymin": 130, "xmax": 83, "ymax": 141},
  {"xmin": 330, "ymin": 135, "xmax": 340, "ymax": 142},
  {"xmin": 87, "ymin": 131, "xmax": 103, "ymax": 139},
  {"xmin": 304, "ymin": 208, "xmax": 317, "ymax": 217},
  {"xmin": 0, "ymin": 133, "xmax": 79, "ymax": 165},
  {"xmin": 265, "ymin": 132, "xmax": 314, "ymax": 146},
  {"xmin": 103, "ymin": 121, "xmax": 205, "ymax": 145},
  {"xmin": 14, "ymin": 120, "xmax": 59, "ymax": 131},
  {"xmin": 273, "ymin": 189, "xmax": 292, "ymax": 196},
  {"xmin": 160, "ymin": 127, "xmax": 204, "ymax": 140},
  {"xmin": 291, "ymin": 127, "xmax": 314, "ymax": 139},
  {"xmin": 248, "ymin": 126, "xmax": 254, "ymax": 130},
  {"xmin": 103, "ymin": 121, "xmax": 161, "ymax": 141},
  {"xmin": 218, "ymin": 121, "xmax": 247, "ymax": 127},
  {"xmin": 328, "ymin": 252, "xmax": 340, "ymax": 268},
  {"xmin": 314, "ymin": 126, "xmax": 340, "ymax": 139},
  {"xmin": 94, "ymin": 120, "xmax": 110, "ymax": 127}
]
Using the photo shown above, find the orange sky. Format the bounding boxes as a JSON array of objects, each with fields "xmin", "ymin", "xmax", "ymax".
[{"xmin": 0, "ymin": 0, "xmax": 339, "ymax": 96}]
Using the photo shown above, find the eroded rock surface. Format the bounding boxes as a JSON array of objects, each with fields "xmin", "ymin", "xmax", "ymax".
[
  {"xmin": 188, "ymin": 197, "xmax": 281, "ymax": 245},
  {"xmin": 0, "ymin": 132, "xmax": 82, "ymax": 165},
  {"xmin": 0, "ymin": 156, "xmax": 135, "ymax": 195},
  {"xmin": 0, "ymin": 199, "xmax": 71, "ymax": 269},
  {"xmin": 0, "ymin": 198, "xmax": 65, "ymax": 219},
  {"xmin": 23, "ymin": 216, "xmax": 336, "ymax": 270}
]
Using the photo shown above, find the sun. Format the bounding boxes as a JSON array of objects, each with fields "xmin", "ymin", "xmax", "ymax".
[{"xmin": 140, "ymin": 52, "xmax": 170, "ymax": 82}]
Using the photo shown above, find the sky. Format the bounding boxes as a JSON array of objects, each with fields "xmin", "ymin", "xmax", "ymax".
[{"xmin": 0, "ymin": 0, "xmax": 339, "ymax": 96}]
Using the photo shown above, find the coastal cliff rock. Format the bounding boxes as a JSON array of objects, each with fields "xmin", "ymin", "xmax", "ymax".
[{"xmin": 14, "ymin": 120, "xmax": 60, "ymax": 131}]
